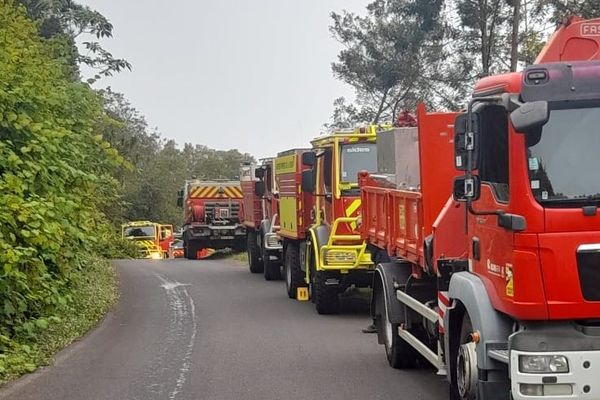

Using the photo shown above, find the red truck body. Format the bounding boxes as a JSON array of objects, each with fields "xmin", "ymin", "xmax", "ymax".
[
  {"xmin": 178, "ymin": 180, "xmax": 246, "ymax": 259},
  {"xmin": 275, "ymin": 149, "xmax": 313, "ymax": 241},
  {"xmin": 240, "ymin": 163, "xmax": 263, "ymax": 230},
  {"xmin": 240, "ymin": 159, "xmax": 284, "ymax": 279},
  {"xmin": 360, "ymin": 17, "xmax": 600, "ymax": 400}
]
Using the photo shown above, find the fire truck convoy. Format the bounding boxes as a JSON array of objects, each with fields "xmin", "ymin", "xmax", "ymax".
[
  {"xmin": 240, "ymin": 160, "xmax": 283, "ymax": 280},
  {"xmin": 358, "ymin": 16, "xmax": 600, "ymax": 400},
  {"xmin": 275, "ymin": 127, "xmax": 386, "ymax": 314},
  {"xmin": 122, "ymin": 221, "xmax": 174, "ymax": 259},
  {"xmin": 177, "ymin": 179, "xmax": 246, "ymax": 259}
]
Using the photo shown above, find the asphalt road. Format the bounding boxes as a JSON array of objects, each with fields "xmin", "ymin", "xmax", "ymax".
[{"xmin": 0, "ymin": 258, "xmax": 447, "ymax": 400}]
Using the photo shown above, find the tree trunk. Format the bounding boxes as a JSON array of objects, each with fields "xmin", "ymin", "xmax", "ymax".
[
  {"xmin": 479, "ymin": 0, "xmax": 490, "ymax": 76},
  {"xmin": 510, "ymin": 0, "xmax": 521, "ymax": 72},
  {"xmin": 372, "ymin": 89, "xmax": 389, "ymax": 124}
]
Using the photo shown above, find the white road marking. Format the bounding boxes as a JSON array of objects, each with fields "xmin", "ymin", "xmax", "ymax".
[{"xmin": 155, "ymin": 274, "xmax": 197, "ymax": 400}]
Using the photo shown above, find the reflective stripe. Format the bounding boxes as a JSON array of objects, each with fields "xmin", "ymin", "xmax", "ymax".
[
  {"xmin": 345, "ymin": 199, "xmax": 361, "ymax": 230},
  {"xmin": 189, "ymin": 186, "xmax": 243, "ymax": 198},
  {"xmin": 438, "ymin": 291, "xmax": 449, "ymax": 334}
]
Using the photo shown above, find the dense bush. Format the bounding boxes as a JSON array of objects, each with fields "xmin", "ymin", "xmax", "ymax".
[{"xmin": 0, "ymin": 1, "xmax": 124, "ymax": 345}]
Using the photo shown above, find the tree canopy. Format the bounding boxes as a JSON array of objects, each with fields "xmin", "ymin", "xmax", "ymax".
[{"xmin": 328, "ymin": 0, "xmax": 600, "ymax": 126}]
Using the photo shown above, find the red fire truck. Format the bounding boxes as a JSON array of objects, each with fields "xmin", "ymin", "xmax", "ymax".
[
  {"xmin": 360, "ymin": 17, "xmax": 600, "ymax": 400},
  {"xmin": 277, "ymin": 126, "xmax": 385, "ymax": 314},
  {"xmin": 240, "ymin": 159, "xmax": 283, "ymax": 280},
  {"xmin": 177, "ymin": 179, "xmax": 246, "ymax": 259}
]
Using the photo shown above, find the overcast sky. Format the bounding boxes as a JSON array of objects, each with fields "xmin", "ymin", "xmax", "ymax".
[{"xmin": 78, "ymin": 0, "xmax": 370, "ymax": 159}]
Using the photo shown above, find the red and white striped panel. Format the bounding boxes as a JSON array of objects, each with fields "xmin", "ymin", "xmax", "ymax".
[{"xmin": 438, "ymin": 291, "xmax": 450, "ymax": 334}]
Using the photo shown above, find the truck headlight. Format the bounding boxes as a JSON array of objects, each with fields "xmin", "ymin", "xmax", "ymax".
[
  {"xmin": 150, "ymin": 252, "xmax": 163, "ymax": 260},
  {"xmin": 519, "ymin": 355, "xmax": 569, "ymax": 374},
  {"xmin": 266, "ymin": 234, "xmax": 280, "ymax": 247},
  {"xmin": 325, "ymin": 250, "xmax": 356, "ymax": 265}
]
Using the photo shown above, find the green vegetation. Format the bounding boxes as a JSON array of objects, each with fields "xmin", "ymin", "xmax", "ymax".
[
  {"xmin": 231, "ymin": 252, "xmax": 249, "ymax": 264},
  {"xmin": 0, "ymin": 0, "xmax": 127, "ymax": 382},
  {"xmin": 0, "ymin": 257, "xmax": 117, "ymax": 385},
  {"xmin": 0, "ymin": 0, "xmax": 253, "ymax": 382}
]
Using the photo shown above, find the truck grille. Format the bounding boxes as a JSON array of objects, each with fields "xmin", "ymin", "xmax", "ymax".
[
  {"xmin": 577, "ymin": 245, "xmax": 600, "ymax": 301},
  {"xmin": 204, "ymin": 201, "xmax": 240, "ymax": 223}
]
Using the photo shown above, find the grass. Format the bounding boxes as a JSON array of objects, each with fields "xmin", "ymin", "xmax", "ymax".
[
  {"xmin": 230, "ymin": 251, "xmax": 248, "ymax": 264},
  {"xmin": 0, "ymin": 257, "xmax": 118, "ymax": 386}
]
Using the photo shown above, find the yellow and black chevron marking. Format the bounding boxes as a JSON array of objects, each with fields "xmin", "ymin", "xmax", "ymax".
[
  {"xmin": 345, "ymin": 199, "xmax": 361, "ymax": 231},
  {"xmin": 135, "ymin": 240, "xmax": 157, "ymax": 250},
  {"xmin": 190, "ymin": 185, "xmax": 243, "ymax": 199}
]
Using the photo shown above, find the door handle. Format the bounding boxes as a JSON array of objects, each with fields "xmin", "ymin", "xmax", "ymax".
[{"xmin": 472, "ymin": 237, "xmax": 481, "ymax": 261}]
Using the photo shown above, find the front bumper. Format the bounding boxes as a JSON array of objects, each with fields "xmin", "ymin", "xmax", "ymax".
[
  {"xmin": 188, "ymin": 224, "xmax": 245, "ymax": 240},
  {"xmin": 263, "ymin": 232, "xmax": 282, "ymax": 251},
  {"xmin": 318, "ymin": 244, "xmax": 373, "ymax": 271},
  {"xmin": 510, "ymin": 324, "xmax": 600, "ymax": 399}
]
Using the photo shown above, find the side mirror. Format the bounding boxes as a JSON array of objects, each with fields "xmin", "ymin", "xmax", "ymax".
[
  {"xmin": 301, "ymin": 169, "xmax": 315, "ymax": 193},
  {"xmin": 255, "ymin": 167, "xmax": 265, "ymax": 179},
  {"xmin": 302, "ymin": 152, "xmax": 316, "ymax": 167},
  {"xmin": 454, "ymin": 113, "xmax": 480, "ymax": 171},
  {"xmin": 255, "ymin": 180, "xmax": 265, "ymax": 197},
  {"xmin": 177, "ymin": 190, "xmax": 184, "ymax": 208},
  {"xmin": 510, "ymin": 101, "xmax": 549, "ymax": 133},
  {"xmin": 498, "ymin": 213, "xmax": 527, "ymax": 232},
  {"xmin": 453, "ymin": 175, "xmax": 481, "ymax": 202}
]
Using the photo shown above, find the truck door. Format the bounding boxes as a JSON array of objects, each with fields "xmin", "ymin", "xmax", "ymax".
[
  {"xmin": 468, "ymin": 105, "xmax": 515, "ymax": 304},
  {"xmin": 318, "ymin": 148, "xmax": 334, "ymax": 225}
]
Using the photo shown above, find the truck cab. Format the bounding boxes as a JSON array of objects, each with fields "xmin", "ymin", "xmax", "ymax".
[
  {"xmin": 448, "ymin": 16, "xmax": 600, "ymax": 400},
  {"xmin": 122, "ymin": 221, "xmax": 164, "ymax": 259}
]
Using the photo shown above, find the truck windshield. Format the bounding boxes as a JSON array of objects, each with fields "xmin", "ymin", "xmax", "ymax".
[
  {"xmin": 340, "ymin": 142, "xmax": 377, "ymax": 184},
  {"xmin": 124, "ymin": 226, "xmax": 156, "ymax": 238},
  {"xmin": 527, "ymin": 105, "xmax": 600, "ymax": 206}
]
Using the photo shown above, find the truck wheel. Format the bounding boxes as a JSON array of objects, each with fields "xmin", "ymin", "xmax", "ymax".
[
  {"xmin": 284, "ymin": 242, "xmax": 304, "ymax": 298},
  {"xmin": 314, "ymin": 271, "xmax": 340, "ymax": 315},
  {"xmin": 450, "ymin": 313, "xmax": 478, "ymax": 400},
  {"xmin": 247, "ymin": 231, "xmax": 262, "ymax": 273},
  {"xmin": 185, "ymin": 242, "xmax": 198, "ymax": 260},
  {"xmin": 377, "ymin": 288, "xmax": 419, "ymax": 369},
  {"xmin": 263, "ymin": 244, "xmax": 281, "ymax": 281}
]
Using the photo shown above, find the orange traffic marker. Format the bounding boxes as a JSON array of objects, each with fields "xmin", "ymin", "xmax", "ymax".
[{"xmin": 197, "ymin": 248, "xmax": 216, "ymax": 259}]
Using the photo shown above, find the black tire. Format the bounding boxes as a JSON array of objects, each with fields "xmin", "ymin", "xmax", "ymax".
[
  {"xmin": 263, "ymin": 242, "xmax": 282, "ymax": 281},
  {"xmin": 450, "ymin": 314, "xmax": 478, "ymax": 400},
  {"xmin": 377, "ymin": 288, "xmax": 419, "ymax": 369},
  {"xmin": 185, "ymin": 241, "xmax": 198, "ymax": 260},
  {"xmin": 314, "ymin": 271, "xmax": 340, "ymax": 315},
  {"xmin": 247, "ymin": 231, "xmax": 262, "ymax": 273},
  {"xmin": 284, "ymin": 242, "xmax": 305, "ymax": 298},
  {"xmin": 307, "ymin": 245, "xmax": 317, "ymax": 304}
]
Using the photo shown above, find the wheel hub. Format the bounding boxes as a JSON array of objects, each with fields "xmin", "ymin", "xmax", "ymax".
[{"xmin": 457, "ymin": 341, "xmax": 478, "ymax": 399}]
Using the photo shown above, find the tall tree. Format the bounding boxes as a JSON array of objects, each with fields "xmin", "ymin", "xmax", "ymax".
[
  {"xmin": 453, "ymin": 0, "xmax": 512, "ymax": 76},
  {"xmin": 331, "ymin": 0, "xmax": 437, "ymax": 123},
  {"xmin": 536, "ymin": 0, "xmax": 600, "ymax": 21},
  {"xmin": 329, "ymin": 0, "xmax": 474, "ymax": 124},
  {"xmin": 16, "ymin": 0, "xmax": 131, "ymax": 82}
]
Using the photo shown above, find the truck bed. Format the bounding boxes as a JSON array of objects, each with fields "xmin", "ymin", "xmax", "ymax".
[{"xmin": 360, "ymin": 104, "xmax": 461, "ymax": 269}]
